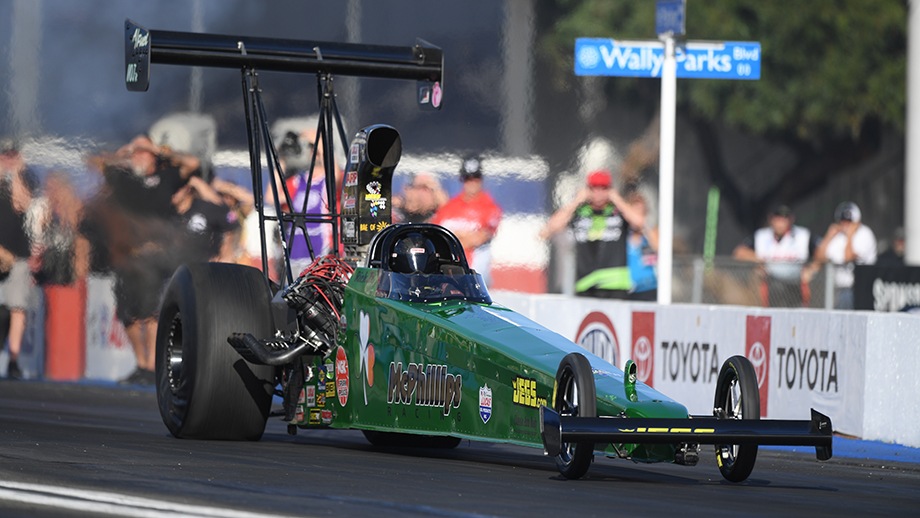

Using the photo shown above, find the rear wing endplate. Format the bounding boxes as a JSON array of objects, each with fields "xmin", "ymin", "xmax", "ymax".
[{"xmin": 124, "ymin": 19, "xmax": 443, "ymax": 109}]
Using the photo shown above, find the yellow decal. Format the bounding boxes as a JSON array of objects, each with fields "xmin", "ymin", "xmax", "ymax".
[{"xmin": 513, "ymin": 376, "xmax": 546, "ymax": 409}]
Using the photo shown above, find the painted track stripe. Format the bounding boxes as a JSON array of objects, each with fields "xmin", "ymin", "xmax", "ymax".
[{"xmin": 0, "ymin": 480, "xmax": 297, "ymax": 518}]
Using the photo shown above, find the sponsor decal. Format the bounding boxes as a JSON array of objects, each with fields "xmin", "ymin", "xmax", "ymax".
[
  {"xmin": 294, "ymin": 406, "xmax": 304, "ymax": 423},
  {"xmin": 872, "ymin": 279, "xmax": 920, "ymax": 311},
  {"xmin": 305, "ymin": 385, "xmax": 316, "ymax": 408},
  {"xmin": 479, "ymin": 385, "xmax": 493, "ymax": 424},
  {"xmin": 321, "ymin": 409, "xmax": 333, "ymax": 425},
  {"xmin": 660, "ymin": 341, "xmax": 720, "ymax": 384},
  {"xmin": 358, "ymin": 312, "xmax": 376, "ymax": 405},
  {"xmin": 131, "ymin": 28, "xmax": 149, "ymax": 50},
  {"xmin": 325, "ymin": 381, "xmax": 335, "ymax": 399},
  {"xmin": 309, "ymin": 409, "xmax": 321, "ymax": 425},
  {"xmin": 325, "ymin": 362, "xmax": 334, "ymax": 380},
  {"xmin": 345, "ymin": 171, "xmax": 358, "ymax": 187},
  {"xmin": 387, "ymin": 362, "xmax": 462, "ymax": 416},
  {"xmin": 126, "ymin": 63, "xmax": 139, "ymax": 84},
  {"xmin": 316, "ymin": 383, "xmax": 326, "ymax": 408},
  {"xmin": 776, "ymin": 347, "xmax": 838, "ymax": 392},
  {"xmin": 512, "ymin": 376, "xmax": 546, "ymax": 409},
  {"xmin": 364, "ymin": 181, "xmax": 386, "ymax": 217},
  {"xmin": 359, "ymin": 221, "xmax": 390, "ymax": 233},
  {"xmin": 631, "ymin": 312, "xmax": 655, "ymax": 386},
  {"xmin": 335, "ymin": 346, "xmax": 349, "ymax": 406},
  {"xmin": 349, "ymin": 142, "xmax": 360, "ymax": 165},
  {"xmin": 432, "ymin": 82, "xmax": 442, "ymax": 109},
  {"xmin": 617, "ymin": 427, "xmax": 715, "ymax": 434},
  {"xmin": 298, "ymin": 388, "xmax": 306, "ymax": 405},
  {"xmin": 575, "ymin": 311, "xmax": 620, "ymax": 367},
  {"xmin": 745, "ymin": 316, "xmax": 771, "ymax": 416}
]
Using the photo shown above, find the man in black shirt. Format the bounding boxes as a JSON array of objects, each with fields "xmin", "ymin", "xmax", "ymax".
[
  {"xmin": 171, "ymin": 175, "xmax": 239, "ymax": 265},
  {"xmin": 92, "ymin": 134, "xmax": 202, "ymax": 385},
  {"xmin": 0, "ymin": 140, "xmax": 36, "ymax": 379}
]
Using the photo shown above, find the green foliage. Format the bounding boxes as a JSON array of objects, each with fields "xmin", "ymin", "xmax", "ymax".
[{"xmin": 540, "ymin": 0, "xmax": 907, "ymax": 145}]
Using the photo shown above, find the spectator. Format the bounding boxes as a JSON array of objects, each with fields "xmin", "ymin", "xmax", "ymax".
[
  {"xmin": 733, "ymin": 205, "xmax": 818, "ymax": 307},
  {"xmin": 625, "ymin": 186, "xmax": 658, "ymax": 301},
  {"xmin": 540, "ymin": 170, "xmax": 644, "ymax": 299},
  {"xmin": 876, "ymin": 226, "xmax": 905, "ymax": 267},
  {"xmin": 92, "ymin": 134, "xmax": 203, "ymax": 385},
  {"xmin": 431, "ymin": 156, "xmax": 503, "ymax": 286},
  {"xmin": 0, "ymin": 139, "xmax": 36, "ymax": 379},
  {"xmin": 171, "ymin": 175, "xmax": 240, "ymax": 264},
  {"xmin": 392, "ymin": 172, "xmax": 448, "ymax": 223},
  {"xmin": 268, "ymin": 129, "xmax": 336, "ymax": 277},
  {"xmin": 803, "ymin": 201, "xmax": 877, "ymax": 309}
]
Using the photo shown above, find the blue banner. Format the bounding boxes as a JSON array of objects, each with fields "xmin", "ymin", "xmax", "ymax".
[{"xmin": 575, "ymin": 38, "xmax": 761, "ymax": 80}]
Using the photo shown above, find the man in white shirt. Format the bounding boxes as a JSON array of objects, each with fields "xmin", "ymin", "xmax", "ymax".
[
  {"xmin": 734, "ymin": 205, "xmax": 817, "ymax": 307},
  {"xmin": 803, "ymin": 201, "xmax": 877, "ymax": 309}
]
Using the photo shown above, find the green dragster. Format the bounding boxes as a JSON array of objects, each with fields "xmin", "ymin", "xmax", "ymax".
[{"xmin": 125, "ymin": 19, "xmax": 832, "ymax": 483}]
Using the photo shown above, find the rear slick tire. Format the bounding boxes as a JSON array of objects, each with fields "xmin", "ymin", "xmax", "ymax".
[
  {"xmin": 713, "ymin": 355, "xmax": 760, "ymax": 482},
  {"xmin": 156, "ymin": 263, "xmax": 275, "ymax": 440},
  {"xmin": 553, "ymin": 352, "xmax": 597, "ymax": 479}
]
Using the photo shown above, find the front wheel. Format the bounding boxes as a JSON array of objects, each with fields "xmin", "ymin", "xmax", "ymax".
[
  {"xmin": 713, "ymin": 355, "xmax": 760, "ymax": 482},
  {"xmin": 553, "ymin": 352, "xmax": 597, "ymax": 479},
  {"xmin": 156, "ymin": 263, "xmax": 276, "ymax": 440}
]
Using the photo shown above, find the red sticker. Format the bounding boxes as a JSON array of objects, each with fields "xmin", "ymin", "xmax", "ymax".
[{"xmin": 335, "ymin": 346, "xmax": 349, "ymax": 407}]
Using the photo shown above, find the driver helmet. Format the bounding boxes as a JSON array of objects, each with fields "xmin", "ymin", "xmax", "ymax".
[{"xmin": 391, "ymin": 232, "xmax": 439, "ymax": 274}]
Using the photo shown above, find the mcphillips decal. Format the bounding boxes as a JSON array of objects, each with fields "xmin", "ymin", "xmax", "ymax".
[{"xmin": 387, "ymin": 362, "xmax": 462, "ymax": 416}]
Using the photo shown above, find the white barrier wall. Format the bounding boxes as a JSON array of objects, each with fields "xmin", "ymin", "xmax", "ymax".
[
  {"xmin": 492, "ymin": 290, "xmax": 920, "ymax": 449},
  {"xmin": 84, "ymin": 274, "xmax": 137, "ymax": 381}
]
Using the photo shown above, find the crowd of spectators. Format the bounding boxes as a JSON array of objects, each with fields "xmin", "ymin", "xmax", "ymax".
[{"xmin": 0, "ymin": 120, "xmax": 908, "ymax": 382}]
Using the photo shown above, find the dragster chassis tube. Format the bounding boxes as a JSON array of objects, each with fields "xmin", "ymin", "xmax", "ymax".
[{"xmin": 540, "ymin": 406, "xmax": 833, "ymax": 460}]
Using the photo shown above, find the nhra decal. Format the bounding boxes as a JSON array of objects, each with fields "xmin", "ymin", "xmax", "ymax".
[
  {"xmin": 660, "ymin": 341, "xmax": 720, "ymax": 384},
  {"xmin": 479, "ymin": 385, "xmax": 493, "ymax": 424},
  {"xmin": 575, "ymin": 311, "xmax": 620, "ymax": 367},
  {"xmin": 358, "ymin": 312, "xmax": 376, "ymax": 405},
  {"xmin": 745, "ymin": 316, "xmax": 771, "ymax": 416},
  {"xmin": 631, "ymin": 312, "xmax": 655, "ymax": 387},
  {"xmin": 387, "ymin": 362, "xmax": 462, "ymax": 416},
  {"xmin": 335, "ymin": 346, "xmax": 349, "ymax": 406},
  {"xmin": 512, "ymin": 376, "xmax": 546, "ymax": 409},
  {"xmin": 776, "ymin": 347, "xmax": 838, "ymax": 393}
]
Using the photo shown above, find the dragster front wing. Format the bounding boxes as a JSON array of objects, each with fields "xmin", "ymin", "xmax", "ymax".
[{"xmin": 540, "ymin": 406, "xmax": 833, "ymax": 460}]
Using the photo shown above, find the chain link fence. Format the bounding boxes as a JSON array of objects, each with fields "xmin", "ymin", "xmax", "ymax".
[{"xmin": 671, "ymin": 256, "xmax": 841, "ymax": 309}]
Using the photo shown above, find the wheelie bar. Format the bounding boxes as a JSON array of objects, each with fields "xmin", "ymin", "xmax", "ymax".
[{"xmin": 540, "ymin": 406, "xmax": 833, "ymax": 461}]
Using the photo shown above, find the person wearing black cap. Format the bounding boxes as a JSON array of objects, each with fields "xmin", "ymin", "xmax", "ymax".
[
  {"xmin": 431, "ymin": 156, "xmax": 502, "ymax": 287},
  {"xmin": 803, "ymin": 201, "xmax": 877, "ymax": 309},
  {"xmin": 733, "ymin": 205, "xmax": 819, "ymax": 307}
]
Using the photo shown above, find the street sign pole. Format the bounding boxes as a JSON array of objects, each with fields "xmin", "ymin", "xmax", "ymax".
[{"xmin": 658, "ymin": 34, "xmax": 676, "ymax": 305}]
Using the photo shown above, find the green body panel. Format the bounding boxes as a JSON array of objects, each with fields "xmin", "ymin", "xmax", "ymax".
[{"xmin": 293, "ymin": 267, "xmax": 689, "ymax": 462}]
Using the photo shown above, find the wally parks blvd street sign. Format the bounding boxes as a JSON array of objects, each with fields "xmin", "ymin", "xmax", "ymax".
[{"xmin": 575, "ymin": 38, "xmax": 760, "ymax": 80}]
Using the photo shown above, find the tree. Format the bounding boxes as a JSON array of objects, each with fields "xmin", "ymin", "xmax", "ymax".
[{"xmin": 538, "ymin": 0, "xmax": 907, "ymax": 229}]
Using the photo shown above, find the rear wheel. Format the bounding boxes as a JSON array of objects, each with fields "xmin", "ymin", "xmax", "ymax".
[
  {"xmin": 713, "ymin": 355, "xmax": 760, "ymax": 482},
  {"xmin": 156, "ymin": 263, "xmax": 275, "ymax": 440},
  {"xmin": 553, "ymin": 352, "xmax": 596, "ymax": 479}
]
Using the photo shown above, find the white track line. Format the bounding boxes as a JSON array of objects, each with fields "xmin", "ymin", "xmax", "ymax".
[{"xmin": 0, "ymin": 480, "xmax": 297, "ymax": 518}]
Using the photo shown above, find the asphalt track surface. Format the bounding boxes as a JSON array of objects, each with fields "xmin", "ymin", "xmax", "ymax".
[{"xmin": 1, "ymin": 381, "xmax": 918, "ymax": 517}]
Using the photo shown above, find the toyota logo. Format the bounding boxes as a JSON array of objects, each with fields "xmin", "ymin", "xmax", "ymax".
[
  {"xmin": 748, "ymin": 341, "xmax": 767, "ymax": 389},
  {"xmin": 633, "ymin": 336, "xmax": 653, "ymax": 383}
]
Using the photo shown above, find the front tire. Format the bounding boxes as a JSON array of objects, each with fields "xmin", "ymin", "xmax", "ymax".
[
  {"xmin": 713, "ymin": 355, "xmax": 760, "ymax": 482},
  {"xmin": 156, "ymin": 263, "xmax": 275, "ymax": 440},
  {"xmin": 553, "ymin": 352, "xmax": 597, "ymax": 479}
]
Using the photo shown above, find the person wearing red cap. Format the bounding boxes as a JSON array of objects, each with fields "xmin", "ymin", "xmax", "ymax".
[
  {"xmin": 540, "ymin": 170, "xmax": 646, "ymax": 298},
  {"xmin": 431, "ymin": 156, "xmax": 503, "ymax": 286}
]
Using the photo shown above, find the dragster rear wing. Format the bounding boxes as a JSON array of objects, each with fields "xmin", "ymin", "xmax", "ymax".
[
  {"xmin": 124, "ymin": 19, "xmax": 444, "ymax": 109},
  {"xmin": 540, "ymin": 406, "xmax": 833, "ymax": 461}
]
